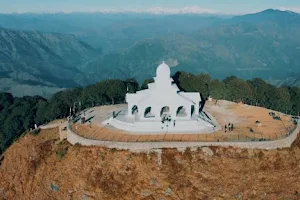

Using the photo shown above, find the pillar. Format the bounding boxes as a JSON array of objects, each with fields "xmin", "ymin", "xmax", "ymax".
[
  {"xmin": 170, "ymin": 106, "xmax": 176, "ymax": 120},
  {"xmin": 194, "ymin": 104, "xmax": 199, "ymax": 116},
  {"xmin": 127, "ymin": 104, "xmax": 133, "ymax": 117},
  {"xmin": 187, "ymin": 105, "xmax": 192, "ymax": 119},
  {"xmin": 139, "ymin": 106, "xmax": 145, "ymax": 119},
  {"xmin": 154, "ymin": 106, "xmax": 161, "ymax": 120}
]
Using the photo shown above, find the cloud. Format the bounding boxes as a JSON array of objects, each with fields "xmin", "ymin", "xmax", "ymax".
[
  {"xmin": 278, "ymin": 7, "xmax": 300, "ymax": 13},
  {"xmin": 87, "ymin": 6, "xmax": 221, "ymax": 15},
  {"xmin": 3, "ymin": 6, "xmax": 229, "ymax": 15},
  {"xmin": 145, "ymin": 6, "xmax": 219, "ymax": 14}
]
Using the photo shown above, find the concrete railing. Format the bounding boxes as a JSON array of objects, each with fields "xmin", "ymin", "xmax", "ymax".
[{"xmin": 66, "ymin": 121, "xmax": 300, "ymax": 151}]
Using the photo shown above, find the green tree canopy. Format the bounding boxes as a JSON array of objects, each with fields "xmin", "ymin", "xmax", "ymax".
[
  {"xmin": 209, "ymin": 79, "xmax": 226, "ymax": 99},
  {"xmin": 141, "ymin": 78, "xmax": 154, "ymax": 89},
  {"xmin": 225, "ymin": 77, "xmax": 253, "ymax": 103},
  {"xmin": 0, "ymin": 92, "xmax": 13, "ymax": 110}
]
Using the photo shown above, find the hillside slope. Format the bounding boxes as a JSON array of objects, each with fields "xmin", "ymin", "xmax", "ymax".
[
  {"xmin": 1, "ymin": 128, "xmax": 300, "ymax": 199},
  {"xmin": 0, "ymin": 27, "xmax": 100, "ymax": 96},
  {"xmin": 277, "ymin": 76, "xmax": 300, "ymax": 87}
]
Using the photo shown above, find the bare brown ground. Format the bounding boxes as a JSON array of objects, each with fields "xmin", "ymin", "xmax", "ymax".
[
  {"xmin": 1, "ymin": 128, "xmax": 300, "ymax": 199},
  {"xmin": 74, "ymin": 101, "xmax": 295, "ymax": 142}
]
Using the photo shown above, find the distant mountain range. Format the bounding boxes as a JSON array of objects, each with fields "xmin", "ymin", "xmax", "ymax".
[
  {"xmin": 0, "ymin": 13, "xmax": 223, "ymax": 52},
  {"xmin": 79, "ymin": 9, "xmax": 300, "ymax": 82},
  {"xmin": 0, "ymin": 9, "xmax": 300, "ymax": 96},
  {"xmin": 277, "ymin": 77, "xmax": 300, "ymax": 87},
  {"xmin": 0, "ymin": 27, "xmax": 100, "ymax": 96},
  {"xmin": 268, "ymin": 73, "xmax": 300, "ymax": 87}
]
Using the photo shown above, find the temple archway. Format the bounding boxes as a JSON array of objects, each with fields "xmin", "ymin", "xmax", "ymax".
[
  {"xmin": 176, "ymin": 106, "xmax": 187, "ymax": 117},
  {"xmin": 144, "ymin": 107, "xmax": 155, "ymax": 118},
  {"xmin": 131, "ymin": 105, "xmax": 138, "ymax": 115},
  {"xmin": 160, "ymin": 106, "xmax": 170, "ymax": 117},
  {"xmin": 191, "ymin": 105, "xmax": 195, "ymax": 117}
]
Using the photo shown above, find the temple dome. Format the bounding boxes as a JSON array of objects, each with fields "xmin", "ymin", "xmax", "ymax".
[{"xmin": 156, "ymin": 61, "xmax": 170, "ymax": 79}]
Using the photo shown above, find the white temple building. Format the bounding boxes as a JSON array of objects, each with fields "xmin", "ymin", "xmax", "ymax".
[
  {"xmin": 126, "ymin": 61, "xmax": 200, "ymax": 120},
  {"xmin": 105, "ymin": 62, "xmax": 220, "ymax": 134}
]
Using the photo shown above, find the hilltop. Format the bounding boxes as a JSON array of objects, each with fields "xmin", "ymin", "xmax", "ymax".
[{"xmin": 1, "ymin": 127, "xmax": 300, "ymax": 199}]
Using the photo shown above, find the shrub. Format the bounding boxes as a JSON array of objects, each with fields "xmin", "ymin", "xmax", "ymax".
[{"xmin": 56, "ymin": 148, "xmax": 68, "ymax": 160}]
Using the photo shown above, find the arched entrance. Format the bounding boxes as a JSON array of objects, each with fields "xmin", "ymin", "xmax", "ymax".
[
  {"xmin": 131, "ymin": 105, "xmax": 138, "ymax": 115},
  {"xmin": 176, "ymin": 106, "xmax": 187, "ymax": 117},
  {"xmin": 144, "ymin": 107, "xmax": 155, "ymax": 118},
  {"xmin": 160, "ymin": 106, "xmax": 170, "ymax": 117}
]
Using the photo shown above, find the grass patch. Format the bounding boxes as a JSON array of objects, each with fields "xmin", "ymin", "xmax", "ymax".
[{"xmin": 56, "ymin": 147, "xmax": 68, "ymax": 160}]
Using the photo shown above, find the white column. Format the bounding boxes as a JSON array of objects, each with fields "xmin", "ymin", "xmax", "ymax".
[
  {"xmin": 154, "ymin": 106, "xmax": 160, "ymax": 120},
  {"xmin": 127, "ymin": 104, "xmax": 133, "ymax": 117},
  {"xmin": 139, "ymin": 106, "xmax": 145, "ymax": 119},
  {"xmin": 194, "ymin": 104, "xmax": 199, "ymax": 116},
  {"xmin": 170, "ymin": 106, "xmax": 176, "ymax": 120},
  {"xmin": 187, "ymin": 105, "xmax": 192, "ymax": 119}
]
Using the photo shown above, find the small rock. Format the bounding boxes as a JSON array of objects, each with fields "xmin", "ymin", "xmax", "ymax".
[
  {"xmin": 125, "ymin": 155, "xmax": 131, "ymax": 161},
  {"xmin": 248, "ymin": 150, "xmax": 255, "ymax": 158},
  {"xmin": 175, "ymin": 155, "xmax": 183, "ymax": 164},
  {"xmin": 141, "ymin": 191, "xmax": 152, "ymax": 197},
  {"xmin": 202, "ymin": 147, "xmax": 214, "ymax": 157},
  {"xmin": 82, "ymin": 194, "xmax": 88, "ymax": 200},
  {"xmin": 235, "ymin": 192, "xmax": 243, "ymax": 199},
  {"xmin": 165, "ymin": 187, "xmax": 172, "ymax": 196},
  {"xmin": 146, "ymin": 152, "xmax": 151, "ymax": 160},
  {"xmin": 50, "ymin": 183, "xmax": 59, "ymax": 191}
]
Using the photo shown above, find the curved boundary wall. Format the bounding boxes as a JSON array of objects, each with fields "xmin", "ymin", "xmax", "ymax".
[{"xmin": 67, "ymin": 122, "xmax": 300, "ymax": 152}]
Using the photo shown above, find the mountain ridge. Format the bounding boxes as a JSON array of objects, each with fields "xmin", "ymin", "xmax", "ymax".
[
  {"xmin": 0, "ymin": 27, "xmax": 101, "ymax": 97},
  {"xmin": 1, "ymin": 9, "xmax": 300, "ymax": 97}
]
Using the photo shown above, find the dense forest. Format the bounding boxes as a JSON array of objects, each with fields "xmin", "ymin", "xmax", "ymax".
[{"xmin": 0, "ymin": 72, "xmax": 300, "ymax": 153}]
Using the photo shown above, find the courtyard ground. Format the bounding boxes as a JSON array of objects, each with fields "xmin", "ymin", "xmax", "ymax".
[{"xmin": 71, "ymin": 100, "xmax": 295, "ymax": 142}]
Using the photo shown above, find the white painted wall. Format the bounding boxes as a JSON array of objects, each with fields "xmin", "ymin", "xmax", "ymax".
[{"xmin": 126, "ymin": 62, "xmax": 201, "ymax": 121}]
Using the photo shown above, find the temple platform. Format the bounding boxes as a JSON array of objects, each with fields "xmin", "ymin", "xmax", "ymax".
[
  {"xmin": 102, "ymin": 109, "xmax": 221, "ymax": 134},
  {"xmin": 71, "ymin": 100, "xmax": 296, "ymax": 142}
]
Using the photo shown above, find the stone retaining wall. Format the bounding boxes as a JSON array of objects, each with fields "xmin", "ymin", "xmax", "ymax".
[
  {"xmin": 67, "ymin": 122, "xmax": 300, "ymax": 152},
  {"xmin": 39, "ymin": 121, "xmax": 67, "ymax": 130}
]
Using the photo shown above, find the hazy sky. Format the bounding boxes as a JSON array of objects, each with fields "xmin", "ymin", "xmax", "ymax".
[{"xmin": 1, "ymin": 0, "xmax": 300, "ymax": 14}]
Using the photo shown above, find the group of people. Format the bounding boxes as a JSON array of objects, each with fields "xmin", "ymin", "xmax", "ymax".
[
  {"xmin": 161, "ymin": 115, "xmax": 173, "ymax": 129},
  {"xmin": 224, "ymin": 123, "xmax": 234, "ymax": 133}
]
